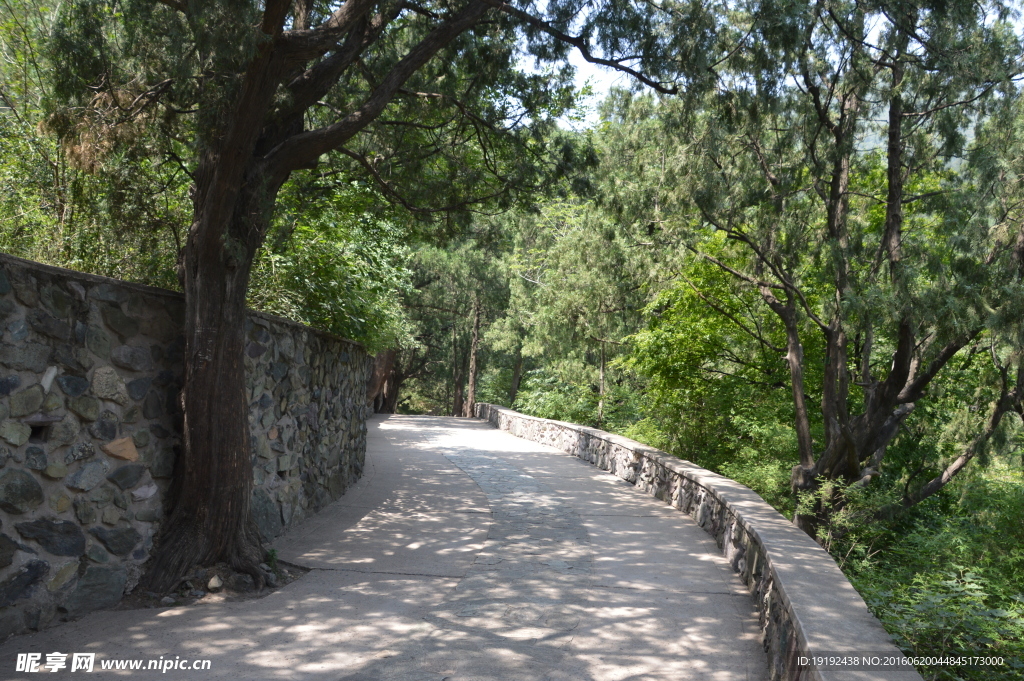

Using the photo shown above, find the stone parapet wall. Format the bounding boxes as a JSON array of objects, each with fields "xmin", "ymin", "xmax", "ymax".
[
  {"xmin": 475, "ymin": 403, "xmax": 923, "ymax": 681},
  {"xmin": 0, "ymin": 253, "xmax": 370, "ymax": 639}
]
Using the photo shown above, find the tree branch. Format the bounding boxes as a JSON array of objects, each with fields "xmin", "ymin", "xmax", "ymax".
[
  {"xmin": 264, "ymin": 0, "xmax": 491, "ymax": 181},
  {"xmin": 337, "ymin": 146, "xmax": 508, "ymax": 214},
  {"xmin": 681, "ymin": 275, "xmax": 785, "ymax": 353},
  {"xmin": 478, "ymin": 0, "xmax": 678, "ymax": 94},
  {"xmin": 276, "ymin": 0, "xmax": 380, "ymax": 61},
  {"xmin": 897, "ymin": 329, "xmax": 981, "ymax": 403},
  {"xmin": 683, "ymin": 244, "xmax": 783, "ymax": 290}
]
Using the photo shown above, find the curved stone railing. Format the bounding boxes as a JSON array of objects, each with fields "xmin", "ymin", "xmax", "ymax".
[{"xmin": 475, "ymin": 403, "xmax": 922, "ymax": 681}]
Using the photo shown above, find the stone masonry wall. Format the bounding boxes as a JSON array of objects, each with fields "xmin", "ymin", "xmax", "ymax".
[
  {"xmin": 476, "ymin": 403, "xmax": 924, "ymax": 681},
  {"xmin": 244, "ymin": 313, "xmax": 372, "ymax": 542},
  {"xmin": 0, "ymin": 253, "xmax": 371, "ymax": 639}
]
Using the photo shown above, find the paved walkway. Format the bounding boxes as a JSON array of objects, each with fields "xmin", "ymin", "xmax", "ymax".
[{"xmin": 0, "ymin": 416, "xmax": 768, "ymax": 680}]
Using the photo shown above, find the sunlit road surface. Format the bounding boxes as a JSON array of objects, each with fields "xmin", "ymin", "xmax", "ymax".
[{"xmin": 0, "ymin": 415, "xmax": 768, "ymax": 680}]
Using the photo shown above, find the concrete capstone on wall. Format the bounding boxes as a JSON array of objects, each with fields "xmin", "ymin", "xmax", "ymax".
[
  {"xmin": 0, "ymin": 253, "xmax": 371, "ymax": 639},
  {"xmin": 475, "ymin": 403, "xmax": 924, "ymax": 681}
]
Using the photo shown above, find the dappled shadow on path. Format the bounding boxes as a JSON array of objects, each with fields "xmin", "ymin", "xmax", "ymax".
[{"xmin": 0, "ymin": 416, "xmax": 766, "ymax": 681}]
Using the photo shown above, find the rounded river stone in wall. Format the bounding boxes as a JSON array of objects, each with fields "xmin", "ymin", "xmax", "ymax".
[
  {"xmin": 0, "ymin": 420, "xmax": 30, "ymax": 447},
  {"xmin": 27, "ymin": 310, "xmax": 71, "ymax": 342},
  {"xmin": 90, "ymin": 367, "xmax": 129, "ymax": 406},
  {"xmin": 64, "ymin": 442, "xmax": 95, "ymax": 465},
  {"xmin": 0, "ymin": 342, "xmax": 50, "ymax": 373},
  {"xmin": 68, "ymin": 396, "xmax": 101, "ymax": 422},
  {"xmin": 126, "ymin": 378, "xmax": 151, "ymax": 402},
  {"xmin": 106, "ymin": 464, "xmax": 145, "ymax": 491},
  {"xmin": 0, "ymin": 469, "xmax": 43, "ymax": 514},
  {"xmin": 48, "ymin": 414, "xmax": 81, "ymax": 448},
  {"xmin": 88, "ymin": 526, "xmax": 141, "ymax": 557},
  {"xmin": 15, "ymin": 519, "xmax": 86, "ymax": 556},
  {"xmin": 62, "ymin": 566, "xmax": 126, "ymax": 618},
  {"xmin": 65, "ymin": 461, "xmax": 109, "ymax": 492},
  {"xmin": 100, "ymin": 305, "xmax": 139, "ymax": 339},
  {"xmin": 24, "ymin": 447, "xmax": 46, "ymax": 471},
  {"xmin": 0, "ymin": 559, "xmax": 49, "ymax": 608},
  {"xmin": 10, "ymin": 385, "xmax": 44, "ymax": 418},
  {"xmin": 110, "ymin": 345, "xmax": 153, "ymax": 372},
  {"xmin": 56, "ymin": 375, "xmax": 89, "ymax": 398},
  {"xmin": 0, "ymin": 375, "xmax": 20, "ymax": 396},
  {"xmin": 0, "ymin": 533, "xmax": 19, "ymax": 568}
]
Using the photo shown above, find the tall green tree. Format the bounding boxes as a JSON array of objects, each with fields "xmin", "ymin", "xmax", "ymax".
[
  {"xmin": 503, "ymin": 198, "xmax": 650, "ymax": 427},
  {"xmin": 603, "ymin": 0, "xmax": 1024, "ymax": 532},
  {"xmin": 47, "ymin": 0, "xmax": 721, "ymax": 590}
]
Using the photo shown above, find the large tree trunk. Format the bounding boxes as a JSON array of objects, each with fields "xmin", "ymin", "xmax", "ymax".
[
  {"xmin": 380, "ymin": 372, "xmax": 403, "ymax": 413},
  {"xmin": 144, "ymin": 187, "xmax": 269, "ymax": 592}
]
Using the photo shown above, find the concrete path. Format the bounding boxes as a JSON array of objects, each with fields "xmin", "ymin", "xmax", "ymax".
[{"xmin": 0, "ymin": 415, "xmax": 768, "ymax": 680}]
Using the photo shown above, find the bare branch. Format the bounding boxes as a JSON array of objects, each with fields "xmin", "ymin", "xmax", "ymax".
[
  {"xmin": 904, "ymin": 379, "xmax": 1021, "ymax": 506},
  {"xmin": 336, "ymin": 146, "xmax": 507, "ymax": 214},
  {"xmin": 897, "ymin": 329, "xmax": 982, "ymax": 403},
  {"xmin": 901, "ymin": 82, "xmax": 997, "ymax": 117},
  {"xmin": 478, "ymin": 0, "xmax": 678, "ymax": 95}
]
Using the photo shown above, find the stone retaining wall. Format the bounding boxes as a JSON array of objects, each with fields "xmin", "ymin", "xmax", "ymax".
[
  {"xmin": 475, "ymin": 403, "xmax": 923, "ymax": 681},
  {"xmin": 0, "ymin": 253, "xmax": 371, "ymax": 638}
]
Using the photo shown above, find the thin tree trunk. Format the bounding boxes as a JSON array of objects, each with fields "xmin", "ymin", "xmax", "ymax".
[
  {"xmin": 774, "ymin": 301, "xmax": 815, "ymax": 471},
  {"xmin": 597, "ymin": 340, "xmax": 605, "ymax": 428},
  {"xmin": 452, "ymin": 370, "xmax": 465, "ymax": 417},
  {"xmin": 451, "ymin": 322, "xmax": 464, "ymax": 416},
  {"xmin": 509, "ymin": 347, "xmax": 523, "ymax": 405},
  {"xmin": 463, "ymin": 297, "xmax": 481, "ymax": 417}
]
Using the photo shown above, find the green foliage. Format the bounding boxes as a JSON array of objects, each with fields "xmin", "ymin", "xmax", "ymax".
[
  {"xmin": 1, "ymin": 2, "xmax": 415, "ymax": 349},
  {"xmin": 389, "ymin": 228, "xmax": 514, "ymax": 414},
  {"xmin": 3, "ymin": 1, "xmax": 1022, "ymax": 672},
  {"xmin": 248, "ymin": 178, "xmax": 413, "ymax": 353},
  {"xmin": 613, "ymin": 253, "xmax": 805, "ymax": 512},
  {"xmin": 0, "ymin": 0, "xmax": 186, "ymax": 287},
  {"xmin": 804, "ymin": 469, "xmax": 1024, "ymax": 680},
  {"xmin": 512, "ymin": 366, "xmax": 643, "ymax": 433}
]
